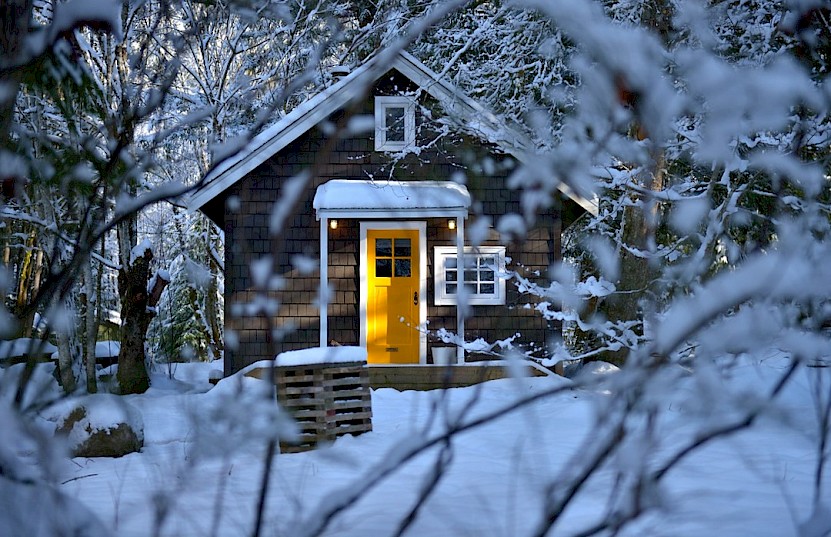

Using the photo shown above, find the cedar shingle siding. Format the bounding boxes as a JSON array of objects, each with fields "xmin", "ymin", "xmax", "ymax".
[{"xmin": 206, "ymin": 69, "xmax": 571, "ymax": 375}]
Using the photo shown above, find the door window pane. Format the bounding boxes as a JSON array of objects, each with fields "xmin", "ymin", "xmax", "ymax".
[
  {"xmin": 376, "ymin": 259, "xmax": 392, "ymax": 277},
  {"xmin": 394, "ymin": 259, "xmax": 411, "ymax": 277},
  {"xmin": 376, "ymin": 238, "xmax": 392, "ymax": 257},
  {"xmin": 394, "ymin": 238, "xmax": 411, "ymax": 257}
]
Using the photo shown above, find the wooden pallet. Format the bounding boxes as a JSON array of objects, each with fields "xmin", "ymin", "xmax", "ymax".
[{"xmin": 274, "ymin": 361, "xmax": 372, "ymax": 453}]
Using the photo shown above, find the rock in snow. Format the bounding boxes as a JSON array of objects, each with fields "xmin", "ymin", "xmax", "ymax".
[{"xmin": 52, "ymin": 394, "xmax": 144, "ymax": 458}]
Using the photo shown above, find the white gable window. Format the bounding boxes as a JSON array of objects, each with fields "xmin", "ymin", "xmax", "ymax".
[
  {"xmin": 374, "ymin": 96, "xmax": 415, "ymax": 151},
  {"xmin": 434, "ymin": 246, "xmax": 506, "ymax": 306}
]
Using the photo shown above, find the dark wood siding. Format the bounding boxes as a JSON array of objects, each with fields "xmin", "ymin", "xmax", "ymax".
[
  {"xmin": 425, "ymin": 185, "xmax": 562, "ymax": 362},
  {"xmin": 221, "ymin": 68, "xmax": 565, "ymax": 374}
]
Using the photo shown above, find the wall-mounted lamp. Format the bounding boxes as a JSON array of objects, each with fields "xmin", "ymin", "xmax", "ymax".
[
  {"xmin": 447, "ymin": 219, "xmax": 456, "ymax": 230},
  {"xmin": 329, "ymin": 219, "xmax": 338, "ymax": 230}
]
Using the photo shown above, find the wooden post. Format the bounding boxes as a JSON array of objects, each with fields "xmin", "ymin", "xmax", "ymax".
[
  {"xmin": 319, "ymin": 217, "xmax": 328, "ymax": 347},
  {"xmin": 455, "ymin": 215, "xmax": 464, "ymax": 365}
]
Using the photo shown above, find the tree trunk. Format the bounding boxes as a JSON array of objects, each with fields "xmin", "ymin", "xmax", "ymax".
[
  {"xmin": 205, "ymin": 224, "xmax": 223, "ymax": 360},
  {"xmin": 0, "ymin": 1, "xmax": 30, "ymax": 145},
  {"xmin": 16, "ymin": 244, "xmax": 43, "ymax": 339},
  {"xmin": 116, "ymin": 247, "xmax": 152, "ymax": 394},
  {"xmin": 56, "ymin": 320, "xmax": 76, "ymax": 394},
  {"xmin": 204, "ymin": 276, "xmax": 223, "ymax": 360},
  {"xmin": 116, "ymin": 242, "xmax": 169, "ymax": 394},
  {"xmin": 597, "ymin": 0, "xmax": 672, "ymax": 366},
  {"xmin": 14, "ymin": 230, "xmax": 35, "ymax": 337},
  {"xmin": 602, "ymin": 146, "xmax": 667, "ymax": 364},
  {"xmin": 600, "ymin": 204, "xmax": 654, "ymax": 365},
  {"xmin": 114, "ymin": 200, "xmax": 147, "ymax": 394},
  {"xmin": 82, "ymin": 261, "xmax": 97, "ymax": 393}
]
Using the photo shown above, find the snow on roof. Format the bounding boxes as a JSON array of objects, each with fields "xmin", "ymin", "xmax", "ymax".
[
  {"xmin": 187, "ymin": 50, "xmax": 596, "ymax": 215},
  {"xmin": 313, "ymin": 180, "xmax": 471, "ymax": 212}
]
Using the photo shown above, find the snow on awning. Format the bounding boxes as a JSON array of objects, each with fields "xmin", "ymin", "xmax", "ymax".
[{"xmin": 313, "ymin": 180, "xmax": 470, "ymax": 219}]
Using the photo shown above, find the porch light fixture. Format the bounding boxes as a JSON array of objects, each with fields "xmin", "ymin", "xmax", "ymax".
[
  {"xmin": 329, "ymin": 219, "xmax": 338, "ymax": 230},
  {"xmin": 447, "ymin": 219, "xmax": 456, "ymax": 230}
]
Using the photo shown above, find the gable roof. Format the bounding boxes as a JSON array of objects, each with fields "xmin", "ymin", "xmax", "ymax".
[{"xmin": 188, "ymin": 51, "xmax": 596, "ymax": 214}]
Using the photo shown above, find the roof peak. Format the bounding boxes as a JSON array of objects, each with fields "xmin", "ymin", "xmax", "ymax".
[{"xmin": 188, "ymin": 49, "xmax": 595, "ymax": 215}]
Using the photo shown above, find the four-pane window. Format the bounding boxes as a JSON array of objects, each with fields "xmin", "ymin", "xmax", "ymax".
[{"xmin": 375, "ymin": 237, "xmax": 412, "ymax": 278}]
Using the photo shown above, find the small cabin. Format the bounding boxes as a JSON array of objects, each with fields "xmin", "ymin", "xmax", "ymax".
[{"xmin": 189, "ymin": 51, "xmax": 592, "ymax": 386}]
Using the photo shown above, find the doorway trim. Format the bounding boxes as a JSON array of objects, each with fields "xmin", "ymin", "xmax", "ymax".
[
  {"xmin": 359, "ymin": 221, "xmax": 427, "ymax": 364},
  {"xmin": 315, "ymin": 180, "xmax": 470, "ymax": 363}
]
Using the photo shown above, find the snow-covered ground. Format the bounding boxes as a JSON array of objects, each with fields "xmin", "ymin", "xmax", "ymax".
[{"xmin": 6, "ymin": 352, "xmax": 828, "ymax": 536}]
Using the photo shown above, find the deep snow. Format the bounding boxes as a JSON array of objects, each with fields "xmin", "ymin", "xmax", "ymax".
[{"xmin": 4, "ymin": 352, "xmax": 828, "ymax": 536}]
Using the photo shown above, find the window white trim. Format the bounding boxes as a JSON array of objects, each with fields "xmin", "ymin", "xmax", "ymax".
[
  {"xmin": 374, "ymin": 96, "xmax": 415, "ymax": 151},
  {"xmin": 434, "ymin": 246, "xmax": 506, "ymax": 306}
]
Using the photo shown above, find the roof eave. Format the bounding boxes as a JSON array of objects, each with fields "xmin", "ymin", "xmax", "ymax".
[{"xmin": 188, "ymin": 58, "xmax": 383, "ymax": 212}]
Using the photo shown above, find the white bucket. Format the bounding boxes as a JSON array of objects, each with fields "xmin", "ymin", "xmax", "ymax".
[{"xmin": 432, "ymin": 347, "xmax": 456, "ymax": 366}]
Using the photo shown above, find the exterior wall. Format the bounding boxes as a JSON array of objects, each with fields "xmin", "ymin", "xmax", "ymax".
[
  {"xmin": 425, "ymin": 201, "xmax": 562, "ymax": 361},
  {"xmin": 220, "ymin": 69, "xmax": 566, "ymax": 374}
]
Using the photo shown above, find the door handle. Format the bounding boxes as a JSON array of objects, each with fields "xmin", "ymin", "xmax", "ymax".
[{"xmin": 413, "ymin": 291, "xmax": 418, "ymax": 305}]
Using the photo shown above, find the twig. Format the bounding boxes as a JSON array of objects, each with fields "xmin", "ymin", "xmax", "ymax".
[{"xmin": 60, "ymin": 473, "xmax": 99, "ymax": 485}]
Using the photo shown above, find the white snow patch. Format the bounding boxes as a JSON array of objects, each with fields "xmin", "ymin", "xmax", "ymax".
[
  {"xmin": 129, "ymin": 239, "xmax": 152, "ymax": 266},
  {"xmin": 579, "ymin": 360, "xmax": 620, "ymax": 376},
  {"xmin": 208, "ymin": 369, "xmax": 223, "ymax": 382},
  {"xmin": 276, "ymin": 346, "xmax": 367, "ymax": 367},
  {"xmin": 0, "ymin": 338, "xmax": 57, "ymax": 359},
  {"xmin": 95, "ymin": 340, "xmax": 120, "ymax": 358},
  {"xmin": 52, "ymin": 0, "xmax": 123, "ymax": 39},
  {"xmin": 575, "ymin": 276, "xmax": 616, "ymax": 298}
]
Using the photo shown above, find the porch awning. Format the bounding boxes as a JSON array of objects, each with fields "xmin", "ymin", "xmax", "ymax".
[{"xmin": 313, "ymin": 180, "xmax": 471, "ymax": 219}]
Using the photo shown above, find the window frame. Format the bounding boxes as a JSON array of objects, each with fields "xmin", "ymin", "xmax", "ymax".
[
  {"xmin": 433, "ymin": 246, "xmax": 507, "ymax": 306},
  {"xmin": 374, "ymin": 96, "xmax": 416, "ymax": 151}
]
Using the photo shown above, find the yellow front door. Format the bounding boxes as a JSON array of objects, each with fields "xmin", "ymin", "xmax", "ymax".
[{"xmin": 367, "ymin": 229, "xmax": 420, "ymax": 364}]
